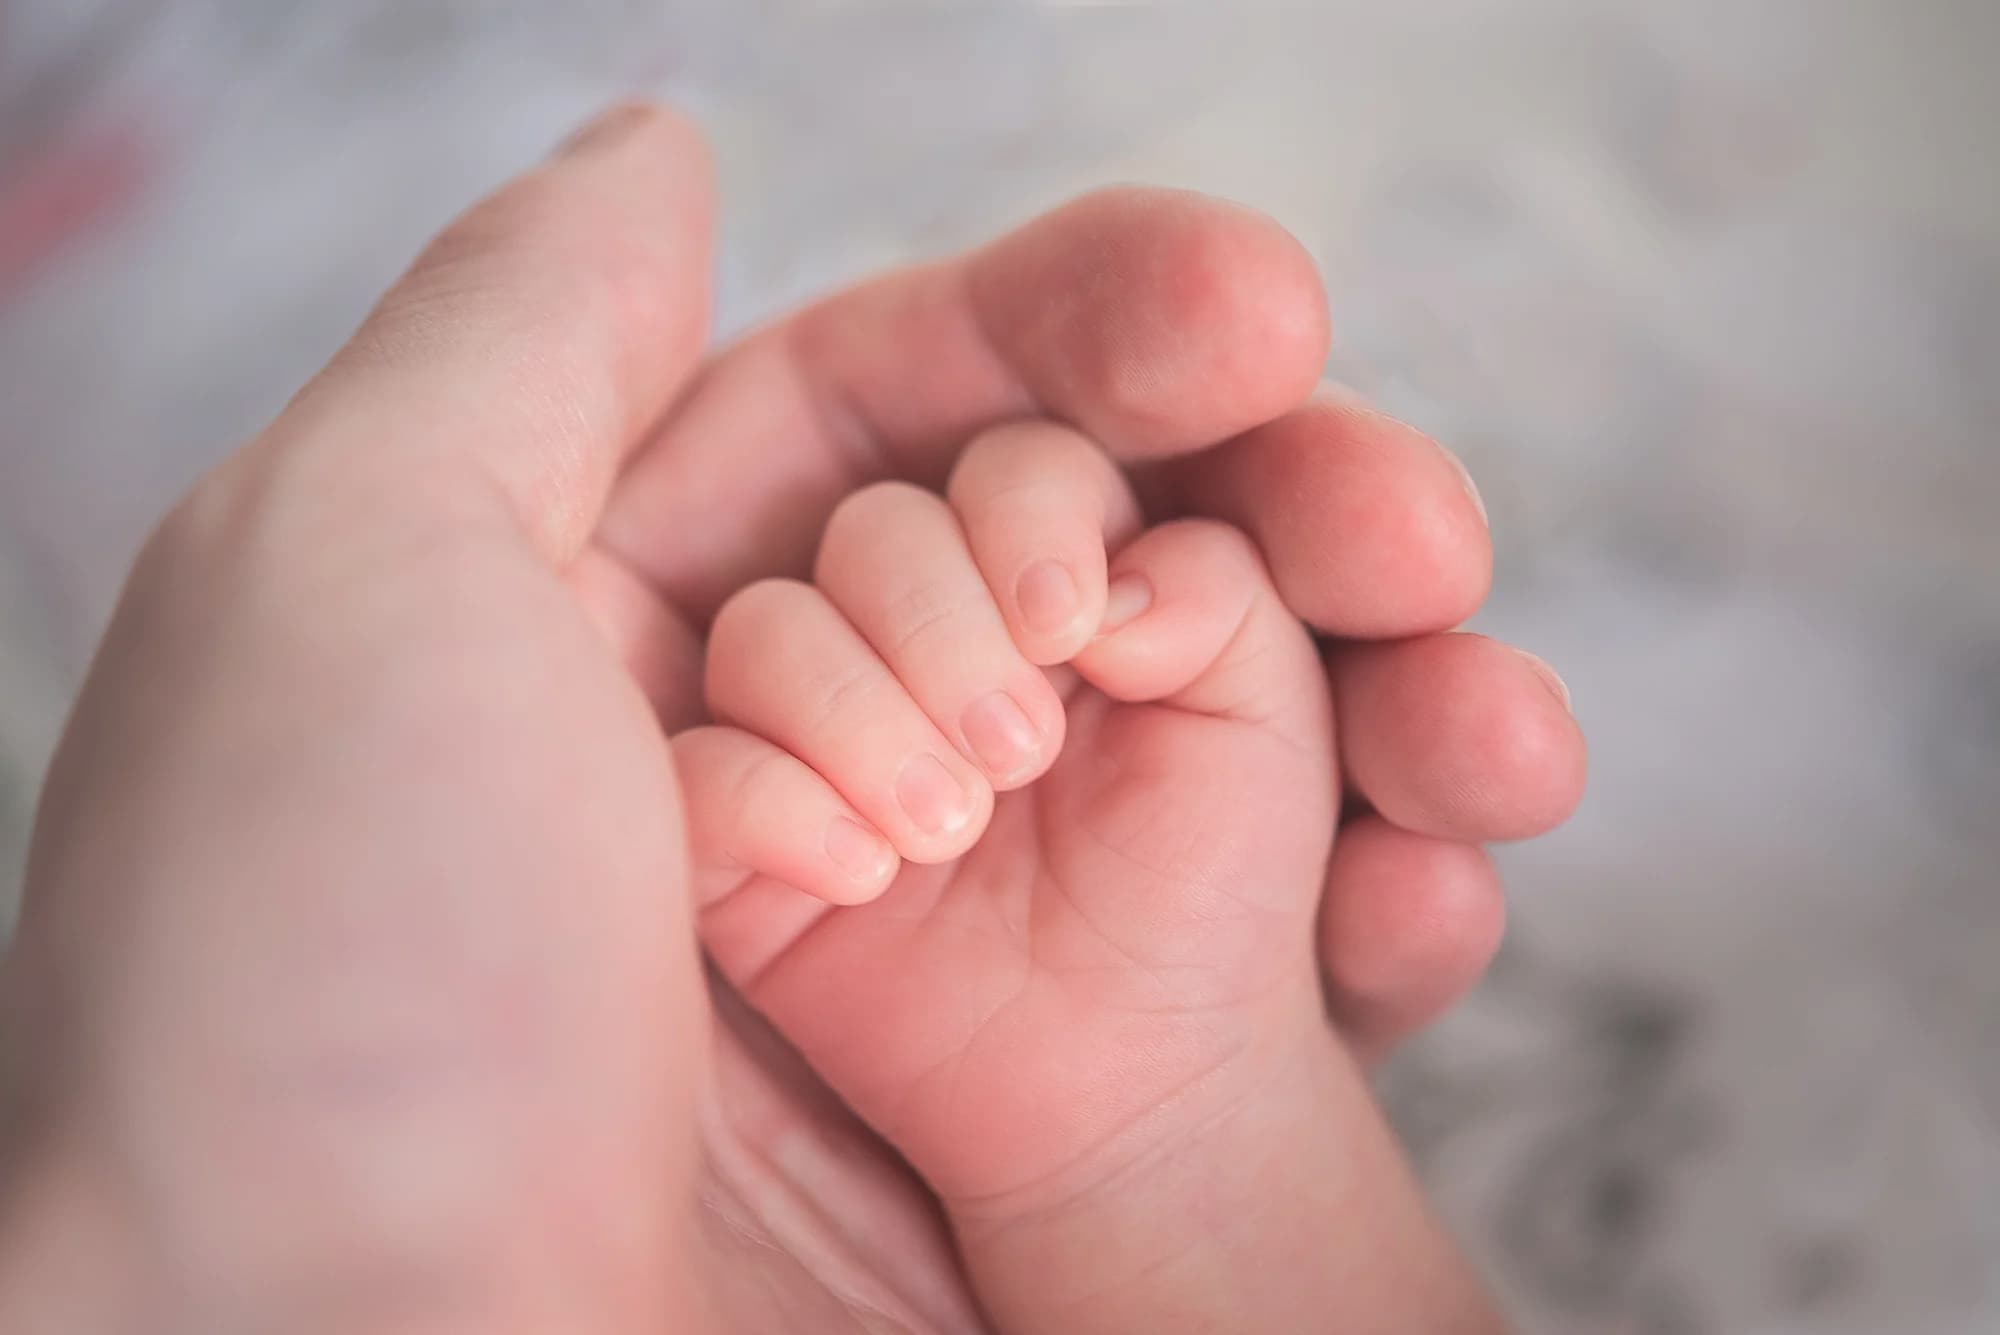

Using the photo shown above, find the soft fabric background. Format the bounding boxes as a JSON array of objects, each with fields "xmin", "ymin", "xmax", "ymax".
[{"xmin": 3, "ymin": 2, "xmax": 1996, "ymax": 1330}]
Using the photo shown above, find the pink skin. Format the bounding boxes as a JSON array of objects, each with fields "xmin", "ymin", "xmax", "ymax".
[
  {"xmin": 684, "ymin": 429, "xmax": 1477, "ymax": 1327},
  {"xmin": 0, "ymin": 103, "xmax": 1583, "ymax": 1333}
]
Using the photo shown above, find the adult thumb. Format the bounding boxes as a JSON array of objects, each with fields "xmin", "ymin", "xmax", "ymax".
[{"xmin": 260, "ymin": 100, "xmax": 714, "ymax": 565}]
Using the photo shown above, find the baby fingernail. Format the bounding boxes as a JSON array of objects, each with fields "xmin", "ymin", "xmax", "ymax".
[
  {"xmin": 1099, "ymin": 573, "xmax": 1154, "ymax": 635},
  {"xmin": 1516, "ymin": 650, "xmax": 1572, "ymax": 713},
  {"xmin": 962, "ymin": 692, "xmax": 1041, "ymax": 781},
  {"xmin": 895, "ymin": 753, "xmax": 974, "ymax": 836},
  {"xmin": 825, "ymin": 815, "xmax": 896, "ymax": 883},
  {"xmin": 1016, "ymin": 560, "xmax": 1080, "ymax": 637}
]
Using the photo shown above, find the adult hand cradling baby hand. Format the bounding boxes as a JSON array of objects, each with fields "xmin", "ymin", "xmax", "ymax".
[{"xmin": 0, "ymin": 103, "xmax": 1583, "ymax": 1333}]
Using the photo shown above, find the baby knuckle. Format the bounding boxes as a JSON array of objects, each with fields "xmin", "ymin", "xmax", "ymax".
[
  {"xmin": 877, "ymin": 582, "xmax": 973, "ymax": 660},
  {"xmin": 709, "ymin": 578, "xmax": 816, "ymax": 653},
  {"xmin": 725, "ymin": 744, "xmax": 798, "ymax": 823},
  {"xmin": 819, "ymin": 481, "xmax": 935, "ymax": 564},
  {"xmin": 796, "ymin": 660, "xmax": 887, "ymax": 737}
]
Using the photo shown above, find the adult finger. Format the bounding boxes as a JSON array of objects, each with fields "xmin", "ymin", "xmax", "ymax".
[
  {"xmin": 1318, "ymin": 816, "xmax": 1507, "ymax": 1069},
  {"xmin": 1333, "ymin": 632, "xmax": 1586, "ymax": 844},
  {"xmin": 1147, "ymin": 387, "xmax": 1492, "ymax": 638},
  {"xmin": 595, "ymin": 186, "xmax": 1330, "ymax": 619}
]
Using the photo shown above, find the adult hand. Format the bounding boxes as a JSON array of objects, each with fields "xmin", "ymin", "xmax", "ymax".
[{"xmin": 0, "ymin": 103, "xmax": 1579, "ymax": 1332}]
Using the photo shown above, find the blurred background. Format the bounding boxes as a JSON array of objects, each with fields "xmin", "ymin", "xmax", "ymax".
[{"xmin": 2, "ymin": 1, "xmax": 1995, "ymax": 1329}]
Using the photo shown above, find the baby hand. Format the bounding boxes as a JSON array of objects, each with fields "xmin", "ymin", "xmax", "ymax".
[{"xmin": 673, "ymin": 420, "xmax": 1422, "ymax": 1329}]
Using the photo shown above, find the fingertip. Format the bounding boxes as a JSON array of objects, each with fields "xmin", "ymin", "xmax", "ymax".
[
  {"xmin": 948, "ymin": 420, "xmax": 1137, "ymax": 666},
  {"xmin": 960, "ymin": 687, "xmax": 1065, "ymax": 791},
  {"xmin": 672, "ymin": 726, "xmax": 902, "ymax": 908},
  {"xmin": 1512, "ymin": 648, "xmax": 1572, "ymax": 714},
  {"xmin": 1070, "ymin": 519, "xmax": 1246, "ymax": 700},
  {"xmin": 1500, "ymin": 711, "xmax": 1588, "ymax": 841},
  {"xmin": 1319, "ymin": 817, "xmax": 1506, "ymax": 1066},
  {"xmin": 1337, "ymin": 633, "xmax": 1587, "ymax": 844},
  {"xmin": 1011, "ymin": 557, "xmax": 1101, "ymax": 664},
  {"xmin": 820, "ymin": 814, "xmax": 902, "ymax": 905},
  {"xmin": 1080, "ymin": 190, "xmax": 1330, "ymax": 451},
  {"xmin": 974, "ymin": 188, "xmax": 1330, "ymax": 458},
  {"xmin": 1073, "ymin": 519, "xmax": 1326, "ymax": 736},
  {"xmin": 1289, "ymin": 405, "xmax": 1492, "ymax": 634},
  {"xmin": 1095, "ymin": 571, "xmax": 1155, "ymax": 638},
  {"xmin": 339, "ymin": 96, "xmax": 716, "ymax": 562},
  {"xmin": 703, "ymin": 577, "xmax": 812, "ymax": 710},
  {"xmin": 889, "ymin": 750, "xmax": 995, "ymax": 863},
  {"xmin": 1167, "ymin": 394, "xmax": 1493, "ymax": 637},
  {"xmin": 551, "ymin": 98, "xmax": 709, "ymax": 171},
  {"xmin": 1456, "ymin": 640, "xmax": 1587, "ymax": 841}
]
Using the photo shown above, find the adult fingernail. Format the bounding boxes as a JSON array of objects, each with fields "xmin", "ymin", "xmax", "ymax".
[
  {"xmin": 1441, "ymin": 445, "xmax": 1488, "ymax": 528},
  {"xmin": 553, "ymin": 99, "xmax": 651, "ymax": 158},
  {"xmin": 895, "ymin": 753, "xmax": 974, "ymax": 836},
  {"xmin": 825, "ymin": 815, "xmax": 896, "ymax": 884},
  {"xmin": 1517, "ymin": 650, "xmax": 1572, "ymax": 713},
  {"xmin": 961, "ymin": 692, "xmax": 1041, "ymax": 782},
  {"xmin": 1016, "ymin": 560, "xmax": 1081, "ymax": 638},
  {"xmin": 1099, "ymin": 573, "xmax": 1153, "ymax": 635}
]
